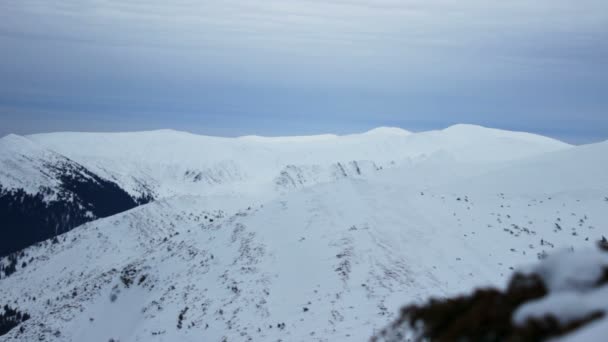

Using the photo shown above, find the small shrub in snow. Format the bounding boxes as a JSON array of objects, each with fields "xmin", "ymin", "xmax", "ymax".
[
  {"xmin": 0, "ymin": 305, "xmax": 30, "ymax": 337},
  {"xmin": 177, "ymin": 307, "xmax": 189, "ymax": 329}
]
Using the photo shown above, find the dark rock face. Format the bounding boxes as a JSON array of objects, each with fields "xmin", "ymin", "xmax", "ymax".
[{"xmin": 0, "ymin": 160, "xmax": 146, "ymax": 258}]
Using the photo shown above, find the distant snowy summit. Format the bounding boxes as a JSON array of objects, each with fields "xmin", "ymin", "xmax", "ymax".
[
  {"xmin": 360, "ymin": 126, "xmax": 412, "ymax": 136},
  {"xmin": 12, "ymin": 124, "xmax": 571, "ymax": 193}
]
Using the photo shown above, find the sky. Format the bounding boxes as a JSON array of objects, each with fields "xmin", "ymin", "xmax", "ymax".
[{"xmin": 0, "ymin": 0, "xmax": 607, "ymax": 143}]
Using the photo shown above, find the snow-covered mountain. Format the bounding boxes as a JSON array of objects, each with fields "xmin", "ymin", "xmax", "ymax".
[
  {"xmin": 0, "ymin": 134, "xmax": 142, "ymax": 258},
  {"xmin": 0, "ymin": 124, "xmax": 570, "ymax": 258},
  {"xmin": 1, "ymin": 125, "xmax": 605, "ymax": 341},
  {"xmin": 25, "ymin": 125, "xmax": 569, "ymax": 199}
]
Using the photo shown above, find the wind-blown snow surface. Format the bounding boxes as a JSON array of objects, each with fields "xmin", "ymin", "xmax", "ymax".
[{"xmin": 0, "ymin": 125, "xmax": 606, "ymax": 341}]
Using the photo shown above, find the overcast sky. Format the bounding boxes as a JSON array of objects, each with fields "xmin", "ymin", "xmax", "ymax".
[{"xmin": 1, "ymin": 0, "xmax": 607, "ymax": 143}]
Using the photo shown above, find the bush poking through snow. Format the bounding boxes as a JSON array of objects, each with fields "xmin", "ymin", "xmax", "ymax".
[
  {"xmin": 0, "ymin": 305, "xmax": 30, "ymax": 337},
  {"xmin": 120, "ymin": 265, "xmax": 138, "ymax": 288},
  {"xmin": 177, "ymin": 307, "xmax": 189, "ymax": 329},
  {"xmin": 373, "ymin": 241, "xmax": 608, "ymax": 342},
  {"xmin": 0, "ymin": 252, "xmax": 20, "ymax": 279}
]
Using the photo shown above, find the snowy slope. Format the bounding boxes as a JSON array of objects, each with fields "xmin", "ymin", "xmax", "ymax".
[
  {"xmin": 0, "ymin": 134, "xmax": 74, "ymax": 197},
  {"xmin": 1, "ymin": 125, "xmax": 571, "ymax": 259},
  {"xmin": 0, "ymin": 133, "xmax": 605, "ymax": 341},
  {"xmin": 443, "ymin": 140, "xmax": 608, "ymax": 194},
  {"xmin": 26, "ymin": 125, "xmax": 571, "ymax": 200},
  {"xmin": 3, "ymin": 125, "xmax": 605, "ymax": 341},
  {"xmin": 0, "ymin": 135, "xmax": 140, "ymax": 257}
]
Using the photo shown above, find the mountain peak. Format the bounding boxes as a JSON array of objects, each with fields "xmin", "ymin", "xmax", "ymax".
[
  {"xmin": 0, "ymin": 133, "xmax": 32, "ymax": 145},
  {"xmin": 443, "ymin": 123, "xmax": 488, "ymax": 132},
  {"xmin": 0, "ymin": 134, "xmax": 46, "ymax": 156},
  {"xmin": 362, "ymin": 127, "xmax": 412, "ymax": 136}
]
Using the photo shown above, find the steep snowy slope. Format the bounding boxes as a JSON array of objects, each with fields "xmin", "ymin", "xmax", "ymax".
[
  {"xmin": 26, "ymin": 125, "xmax": 570, "ymax": 199},
  {"xmin": 0, "ymin": 135, "xmax": 141, "ymax": 258},
  {"xmin": 0, "ymin": 138, "xmax": 604, "ymax": 342}
]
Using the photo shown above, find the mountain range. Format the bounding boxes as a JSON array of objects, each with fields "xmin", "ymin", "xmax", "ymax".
[{"xmin": 0, "ymin": 125, "xmax": 606, "ymax": 341}]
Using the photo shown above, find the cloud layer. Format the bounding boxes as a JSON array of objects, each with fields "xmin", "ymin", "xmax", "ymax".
[{"xmin": 1, "ymin": 0, "xmax": 607, "ymax": 142}]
